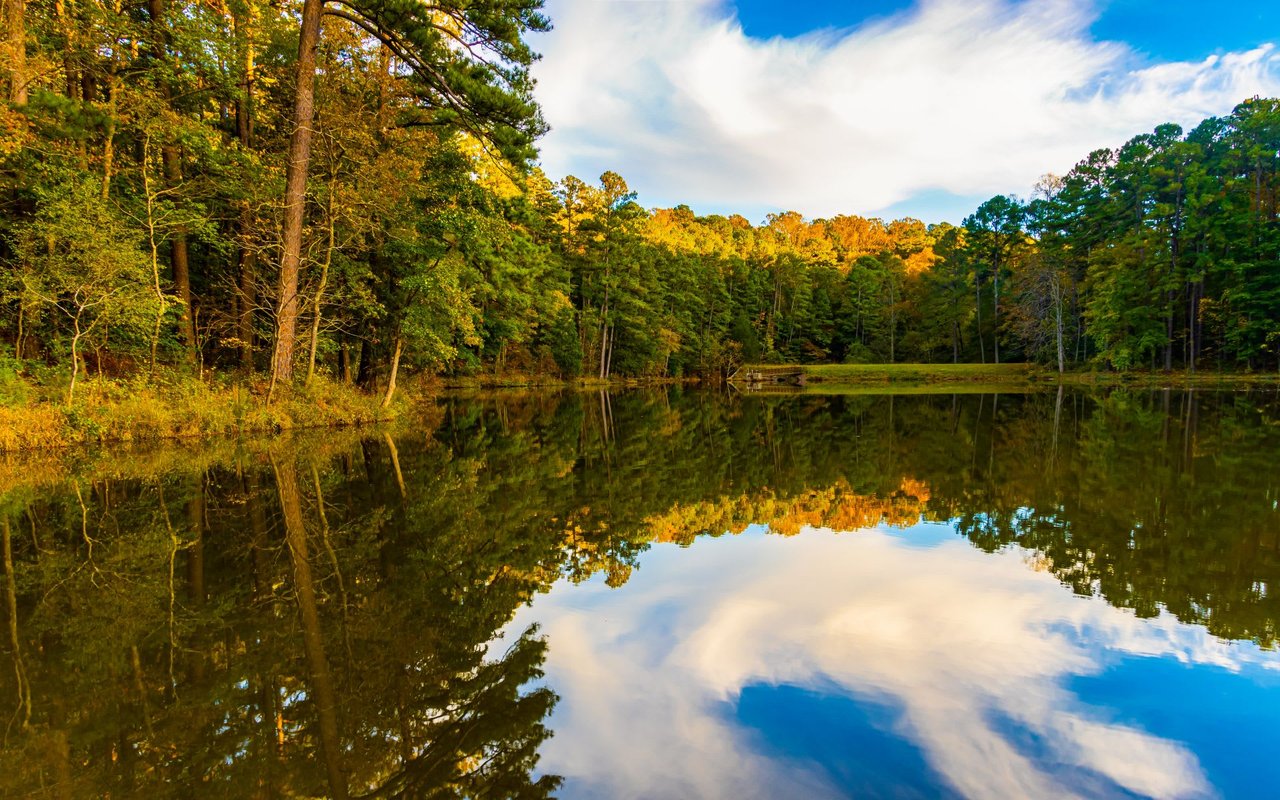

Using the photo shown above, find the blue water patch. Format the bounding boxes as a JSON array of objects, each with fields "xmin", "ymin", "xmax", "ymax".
[
  {"xmin": 734, "ymin": 683, "xmax": 958, "ymax": 799},
  {"xmin": 1069, "ymin": 654, "xmax": 1280, "ymax": 799},
  {"xmin": 878, "ymin": 519, "xmax": 959, "ymax": 549}
]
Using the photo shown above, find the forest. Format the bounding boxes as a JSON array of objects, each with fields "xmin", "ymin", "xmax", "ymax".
[{"xmin": 2, "ymin": 0, "xmax": 1280, "ymax": 410}]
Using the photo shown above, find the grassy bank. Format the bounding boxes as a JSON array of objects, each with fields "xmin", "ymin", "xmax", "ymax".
[
  {"xmin": 0, "ymin": 372, "xmax": 398, "ymax": 451},
  {"xmin": 797, "ymin": 363, "xmax": 1034, "ymax": 384},
  {"xmin": 0, "ymin": 367, "xmax": 688, "ymax": 452},
  {"xmin": 738, "ymin": 382, "xmax": 1038, "ymax": 396}
]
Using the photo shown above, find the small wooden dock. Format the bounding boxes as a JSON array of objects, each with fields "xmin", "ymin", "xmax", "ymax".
[{"xmin": 730, "ymin": 366, "xmax": 807, "ymax": 386}]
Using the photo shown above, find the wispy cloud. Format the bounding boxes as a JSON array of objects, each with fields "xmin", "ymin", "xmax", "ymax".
[{"xmin": 531, "ymin": 0, "xmax": 1280, "ymax": 220}]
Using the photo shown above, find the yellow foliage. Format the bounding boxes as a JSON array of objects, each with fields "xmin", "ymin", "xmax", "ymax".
[{"xmin": 645, "ymin": 477, "xmax": 932, "ymax": 545}]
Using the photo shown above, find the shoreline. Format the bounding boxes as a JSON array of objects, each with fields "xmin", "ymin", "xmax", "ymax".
[
  {"xmin": 2, "ymin": 366, "xmax": 1277, "ymax": 453},
  {"xmin": 735, "ymin": 363, "xmax": 1280, "ymax": 388}
]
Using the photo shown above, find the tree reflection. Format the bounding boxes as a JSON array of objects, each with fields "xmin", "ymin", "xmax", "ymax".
[{"xmin": 1, "ymin": 386, "xmax": 1278, "ymax": 795}]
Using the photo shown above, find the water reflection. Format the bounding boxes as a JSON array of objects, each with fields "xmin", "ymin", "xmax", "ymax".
[
  {"xmin": 514, "ymin": 528, "xmax": 1277, "ymax": 799},
  {"xmin": 0, "ymin": 388, "xmax": 1277, "ymax": 797}
]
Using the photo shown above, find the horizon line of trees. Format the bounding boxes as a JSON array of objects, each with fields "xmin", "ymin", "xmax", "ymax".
[{"xmin": 1, "ymin": 0, "xmax": 1278, "ymax": 400}]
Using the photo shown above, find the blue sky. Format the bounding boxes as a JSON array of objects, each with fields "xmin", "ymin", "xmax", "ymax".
[
  {"xmin": 532, "ymin": 0, "xmax": 1280, "ymax": 223},
  {"xmin": 733, "ymin": 0, "xmax": 1277, "ymax": 61}
]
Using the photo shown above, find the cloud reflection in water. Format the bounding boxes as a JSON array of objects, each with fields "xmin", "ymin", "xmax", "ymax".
[{"xmin": 506, "ymin": 525, "xmax": 1278, "ymax": 799}]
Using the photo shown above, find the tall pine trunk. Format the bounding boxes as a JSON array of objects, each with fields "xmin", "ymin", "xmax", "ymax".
[
  {"xmin": 271, "ymin": 0, "xmax": 323, "ymax": 392},
  {"xmin": 235, "ymin": 4, "xmax": 257, "ymax": 370},
  {"xmin": 1051, "ymin": 272, "xmax": 1065, "ymax": 373},
  {"xmin": 148, "ymin": 0, "xmax": 195, "ymax": 360},
  {"xmin": 237, "ymin": 206, "xmax": 257, "ymax": 370},
  {"xmin": 162, "ymin": 144, "xmax": 195, "ymax": 358},
  {"xmin": 992, "ymin": 254, "xmax": 1000, "ymax": 365},
  {"xmin": 975, "ymin": 279, "xmax": 985, "ymax": 363}
]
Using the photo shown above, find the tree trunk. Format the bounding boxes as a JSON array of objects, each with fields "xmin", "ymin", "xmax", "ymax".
[
  {"xmin": 888, "ymin": 281, "xmax": 896, "ymax": 364},
  {"xmin": 381, "ymin": 336, "xmax": 402, "ymax": 408},
  {"xmin": 597, "ymin": 324, "xmax": 606, "ymax": 379},
  {"xmin": 234, "ymin": 4, "xmax": 256, "ymax": 371},
  {"xmin": 306, "ymin": 190, "xmax": 336, "ymax": 384},
  {"xmin": 143, "ymin": 137, "xmax": 168, "ymax": 374},
  {"xmin": 605, "ymin": 324, "xmax": 614, "ymax": 378},
  {"xmin": 1182, "ymin": 279, "xmax": 1192, "ymax": 373},
  {"xmin": 1052, "ymin": 273, "xmax": 1065, "ymax": 373},
  {"xmin": 4, "ymin": 0, "xmax": 27, "ymax": 105},
  {"xmin": 356, "ymin": 338, "xmax": 374, "ymax": 389},
  {"xmin": 14, "ymin": 300, "xmax": 24, "ymax": 360},
  {"xmin": 975, "ymin": 279, "xmax": 985, "ymax": 364},
  {"xmin": 270, "ymin": 0, "xmax": 324, "ymax": 391},
  {"xmin": 234, "ymin": 1, "xmax": 255, "ymax": 148},
  {"xmin": 100, "ymin": 79, "xmax": 115, "ymax": 200},
  {"xmin": 992, "ymin": 256, "xmax": 1000, "ymax": 365},
  {"xmin": 148, "ymin": 0, "xmax": 195, "ymax": 360},
  {"xmin": 164, "ymin": 146, "xmax": 194, "ymax": 358},
  {"xmin": 237, "ymin": 206, "xmax": 257, "ymax": 371},
  {"xmin": 67, "ymin": 313, "xmax": 83, "ymax": 405}
]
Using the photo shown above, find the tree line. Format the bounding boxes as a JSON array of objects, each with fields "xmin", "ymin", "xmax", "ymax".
[{"xmin": 2, "ymin": 1, "xmax": 1278, "ymax": 399}]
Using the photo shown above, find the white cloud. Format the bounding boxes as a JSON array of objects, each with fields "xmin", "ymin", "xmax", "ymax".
[
  {"xmin": 531, "ymin": 0, "xmax": 1280, "ymax": 220},
  {"xmin": 504, "ymin": 528, "xmax": 1279, "ymax": 799}
]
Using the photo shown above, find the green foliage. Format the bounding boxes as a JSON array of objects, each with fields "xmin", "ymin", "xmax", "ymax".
[
  {"xmin": 9, "ymin": 180, "xmax": 157, "ymax": 397},
  {"xmin": 0, "ymin": 0, "xmax": 1276, "ymax": 396},
  {"xmin": 543, "ymin": 303, "xmax": 582, "ymax": 376},
  {"xmin": 0, "ymin": 346, "xmax": 27, "ymax": 404}
]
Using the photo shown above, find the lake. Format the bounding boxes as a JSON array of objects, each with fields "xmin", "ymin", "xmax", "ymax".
[{"xmin": 1, "ymin": 387, "xmax": 1278, "ymax": 799}]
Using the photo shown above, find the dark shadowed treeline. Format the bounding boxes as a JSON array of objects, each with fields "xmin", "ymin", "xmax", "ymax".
[
  {"xmin": 1, "ymin": 387, "xmax": 1278, "ymax": 795},
  {"xmin": 1, "ymin": 0, "xmax": 1278, "ymax": 399}
]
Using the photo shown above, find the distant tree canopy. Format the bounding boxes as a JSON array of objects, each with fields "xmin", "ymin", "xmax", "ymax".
[{"xmin": 1, "ymin": 0, "xmax": 1278, "ymax": 392}]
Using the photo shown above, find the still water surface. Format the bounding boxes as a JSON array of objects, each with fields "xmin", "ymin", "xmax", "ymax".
[{"xmin": 1, "ymin": 388, "xmax": 1278, "ymax": 798}]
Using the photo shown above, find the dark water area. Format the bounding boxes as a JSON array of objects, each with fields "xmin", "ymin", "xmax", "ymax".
[{"xmin": 1, "ymin": 387, "xmax": 1278, "ymax": 798}]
